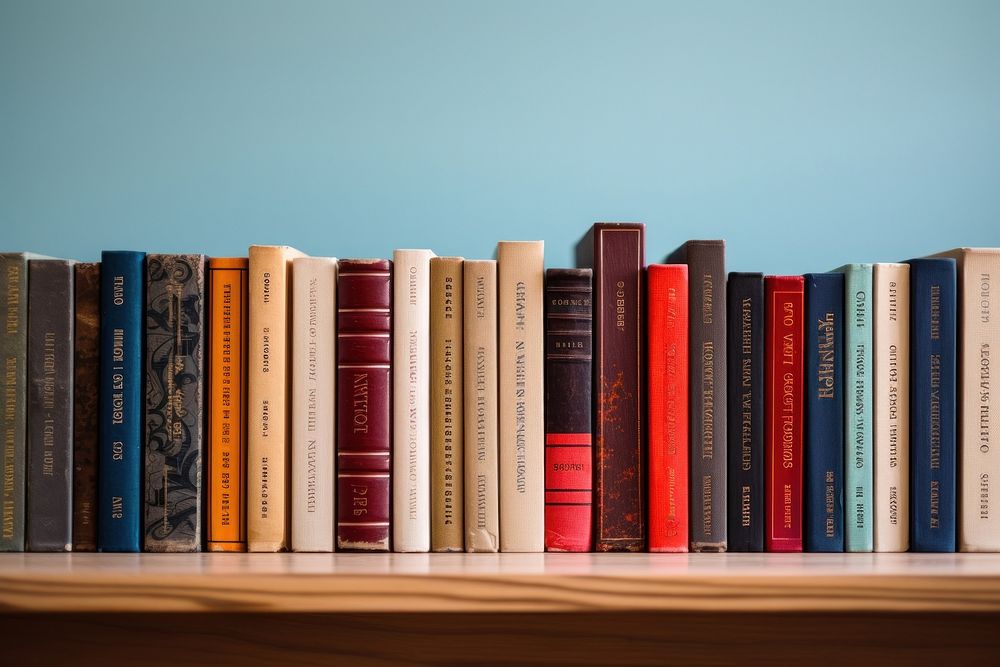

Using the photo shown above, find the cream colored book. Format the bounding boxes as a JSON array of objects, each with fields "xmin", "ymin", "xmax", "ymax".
[
  {"xmin": 463, "ymin": 260, "xmax": 500, "ymax": 552},
  {"xmin": 393, "ymin": 249, "xmax": 434, "ymax": 552},
  {"xmin": 497, "ymin": 241, "xmax": 544, "ymax": 552},
  {"xmin": 291, "ymin": 257, "xmax": 336, "ymax": 552},
  {"xmin": 873, "ymin": 263, "xmax": 910, "ymax": 552},
  {"xmin": 248, "ymin": 245, "xmax": 305, "ymax": 552}
]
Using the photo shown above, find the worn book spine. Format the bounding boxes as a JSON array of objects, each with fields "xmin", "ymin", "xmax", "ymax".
[
  {"xmin": 908, "ymin": 257, "xmax": 957, "ymax": 552},
  {"xmin": 431, "ymin": 257, "xmax": 464, "ymax": 552},
  {"xmin": 648, "ymin": 265, "xmax": 687, "ymax": 552},
  {"xmin": 463, "ymin": 260, "xmax": 499, "ymax": 552},
  {"xmin": 73, "ymin": 262, "xmax": 100, "ymax": 551},
  {"xmin": 804, "ymin": 273, "xmax": 845, "ymax": 552},
  {"xmin": 207, "ymin": 258, "xmax": 248, "ymax": 552},
  {"xmin": 544, "ymin": 268, "xmax": 593, "ymax": 552},
  {"xmin": 873, "ymin": 263, "xmax": 910, "ymax": 552},
  {"xmin": 26, "ymin": 259, "xmax": 74, "ymax": 551},
  {"xmin": 99, "ymin": 250, "xmax": 145, "ymax": 552},
  {"xmin": 291, "ymin": 257, "xmax": 337, "ymax": 552},
  {"xmin": 0, "ymin": 253, "xmax": 29, "ymax": 551},
  {"xmin": 337, "ymin": 259, "xmax": 392, "ymax": 551},
  {"xmin": 498, "ymin": 241, "xmax": 545, "ymax": 552}
]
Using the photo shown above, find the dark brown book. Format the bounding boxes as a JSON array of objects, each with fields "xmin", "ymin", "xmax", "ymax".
[{"xmin": 73, "ymin": 262, "xmax": 100, "ymax": 551}]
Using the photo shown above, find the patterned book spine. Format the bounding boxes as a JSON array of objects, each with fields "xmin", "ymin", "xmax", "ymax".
[
  {"xmin": 99, "ymin": 250, "xmax": 145, "ymax": 552},
  {"xmin": 73, "ymin": 262, "xmax": 100, "ymax": 551},
  {"xmin": 26, "ymin": 259, "xmax": 74, "ymax": 551},
  {"xmin": 337, "ymin": 259, "xmax": 392, "ymax": 551},
  {"xmin": 648, "ymin": 265, "xmax": 688, "ymax": 552},
  {"xmin": 544, "ymin": 268, "xmax": 593, "ymax": 552},
  {"xmin": 804, "ymin": 273, "xmax": 845, "ymax": 552},
  {"xmin": 0, "ymin": 253, "xmax": 29, "ymax": 551}
]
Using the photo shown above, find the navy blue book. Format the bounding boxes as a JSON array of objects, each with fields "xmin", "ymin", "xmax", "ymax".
[
  {"xmin": 726, "ymin": 273, "xmax": 764, "ymax": 552},
  {"xmin": 804, "ymin": 273, "xmax": 845, "ymax": 552},
  {"xmin": 907, "ymin": 257, "xmax": 957, "ymax": 552},
  {"xmin": 99, "ymin": 251, "xmax": 145, "ymax": 552}
]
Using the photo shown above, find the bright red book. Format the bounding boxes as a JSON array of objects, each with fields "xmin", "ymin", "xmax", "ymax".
[
  {"xmin": 765, "ymin": 276, "xmax": 805, "ymax": 552},
  {"xmin": 648, "ymin": 265, "xmax": 689, "ymax": 552}
]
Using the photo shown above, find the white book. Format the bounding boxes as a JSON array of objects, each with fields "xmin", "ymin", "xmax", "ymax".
[
  {"xmin": 393, "ymin": 249, "xmax": 434, "ymax": 552},
  {"xmin": 291, "ymin": 257, "xmax": 337, "ymax": 552},
  {"xmin": 873, "ymin": 263, "xmax": 910, "ymax": 552}
]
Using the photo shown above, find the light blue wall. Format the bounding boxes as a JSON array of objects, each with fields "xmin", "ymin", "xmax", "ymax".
[{"xmin": 2, "ymin": 1, "xmax": 998, "ymax": 272}]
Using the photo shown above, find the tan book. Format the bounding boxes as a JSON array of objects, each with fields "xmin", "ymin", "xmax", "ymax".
[
  {"xmin": 247, "ymin": 245, "xmax": 305, "ymax": 552},
  {"xmin": 430, "ymin": 257, "xmax": 465, "ymax": 551},
  {"xmin": 463, "ymin": 260, "xmax": 500, "ymax": 552},
  {"xmin": 497, "ymin": 241, "xmax": 545, "ymax": 552}
]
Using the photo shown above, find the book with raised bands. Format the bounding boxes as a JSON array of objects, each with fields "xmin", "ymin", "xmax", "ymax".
[{"xmin": 73, "ymin": 262, "xmax": 100, "ymax": 552}]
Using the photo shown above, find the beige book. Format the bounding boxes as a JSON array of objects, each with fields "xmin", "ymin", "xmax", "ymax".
[
  {"xmin": 247, "ymin": 245, "xmax": 305, "ymax": 552},
  {"xmin": 463, "ymin": 260, "xmax": 500, "ymax": 552},
  {"xmin": 873, "ymin": 263, "xmax": 910, "ymax": 552},
  {"xmin": 497, "ymin": 241, "xmax": 545, "ymax": 552}
]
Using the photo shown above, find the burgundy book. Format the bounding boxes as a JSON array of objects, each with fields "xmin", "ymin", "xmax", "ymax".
[
  {"xmin": 73, "ymin": 262, "xmax": 100, "ymax": 551},
  {"xmin": 576, "ymin": 223, "xmax": 646, "ymax": 552},
  {"xmin": 336, "ymin": 259, "xmax": 392, "ymax": 551},
  {"xmin": 544, "ymin": 269, "xmax": 593, "ymax": 552}
]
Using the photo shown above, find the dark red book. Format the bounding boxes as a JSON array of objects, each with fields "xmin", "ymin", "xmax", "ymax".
[
  {"xmin": 648, "ymin": 265, "xmax": 689, "ymax": 552},
  {"xmin": 336, "ymin": 259, "xmax": 392, "ymax": 551},
  {"xmin": 73, "ymin": 262, "xmax": 100, "ymax": 551},
  {"xmin": 765, "ymin": 276, "xmax": 804, "ymax": 552}
]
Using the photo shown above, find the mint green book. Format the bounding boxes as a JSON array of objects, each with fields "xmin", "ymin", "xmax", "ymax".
[{"xmin": 0, "ymin": 253, "xmax": 30, "ymax": 551}]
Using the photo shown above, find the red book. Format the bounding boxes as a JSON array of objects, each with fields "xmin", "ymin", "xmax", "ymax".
[
  {"xmin": 765, "ymin": 276, "xmax": 805, "ymax": 552},
  {"xmin": 648, "ymin": 265, "xmax": 689, "ymax": 552}
]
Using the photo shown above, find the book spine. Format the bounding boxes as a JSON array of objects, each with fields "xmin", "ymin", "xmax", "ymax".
[
  {"xmin": 0, "ymin": 253, "xmax": 28, "ymax": 551},
  {"xmin": 498, "ymin": 241, "xmax": 545, "ymax": 552},
  {"xmin": 804, "ymin": 273, "xmax": 845, "ymax": 552},
  {"xmin": 765, "ymin": 276, "xmax": 804, "ymax": 552},
  {"xmin": 909, "ymin": 258, "xmax": 957, "ymax": 552},
  {"xmin": 726, "ymin": 273, "xmax": 764, "ymax": 552},
  {"xmin": 544, "ymin": 268, "xmax": 593, "ymax": 552},
  {"xmin": 873, "ymin": 264, "xmax": 910, "ymax": 552},
  {"xmin": 843, "ymin": 264, "xmax": 874, "ymax": 552},
  {"xmin": 207, "ymin": 258, "xmax": 248, "ymax": 552},
  {"xmin": 26, "ymin": 260, "xmax": 74, "ymax": 551},
  {"xmin": 291, "ymin": 258, "xmax": 337, "ymax": 552},
  {"xmin": 73, "ymin": 262, "xmax": 100, "ymax": 551},
  {"xmin": 463, "ymin": 260, "xmax": 499, "ymax": 552},
  {"xmin": 431, "ymin": 257, "xmax": 464, "ymax": 552},
  {"xmin": 648, "ymin": 265, "xmax": 687, "ymax": 552},
  {"xmin": 336, "ymin": 259, "xmax": 392, "ymax": 551},
  {"xmin": 99, "ymin": 251, "xmax": 145, "ymax": 552}
]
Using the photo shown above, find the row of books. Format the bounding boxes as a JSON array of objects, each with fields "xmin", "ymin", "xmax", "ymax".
[{"xmin": 0, "ymin": 228, "xmax": 996, "ymax": 553}]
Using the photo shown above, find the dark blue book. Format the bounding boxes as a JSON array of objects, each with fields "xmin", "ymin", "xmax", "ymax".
[
  {"xmin": 804, "ymin": 273, "xmax": 845, "ymax": 552},
  {"xmin": 99, "ymin": 251, "xmax": 145, "ymax": 552},
  {"xmin": 907, "ymin": 257, "xmax": 957, "ymax": 552},
  {"xmin": 726, "ymin": 273, "xmax": 764, "ymax": 552}
]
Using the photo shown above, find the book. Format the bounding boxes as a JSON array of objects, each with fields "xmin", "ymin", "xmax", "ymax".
[
  {"xmin": 431, "ymin": 257, "xmax": 464, "ymax": 552},
  {"xmin": 907, "ymin": 257, "xmax": 957, "ymax": 552},
  {"xmin": 99, "ymin": 250, "xmax": 145, "ymax": 552},
  {"xmin": 765, "ymin": 276, "xmax": 804, "ymax": 552},
  {"xmin": 73, "ymin": 262, "xmax": 100, "ymax": 552},
  {"xmin": 578, "ymin": 224, "xmax": 645, "ymax": 552},
  {"xmin": 463, "ymin": 260, "xmax": 500, "ymax": 552},
  {"xmin": 247, "ymin": 245, "xmax": 304, "ymax": 552},
  {"xmin": 207, "ymin": 258, "xmax": 248, "ymax": 552},
  {"xmin": 497, "ymin": 241, "xmax": 544, "ymax": 552},
  {"xmin": 668, "ymin": 240, "xmax": 727, "ymax": 552},
  {"xmin": 26, "ymin": 259, "xmax": 74, "ymax": 551},
  {"xmin": 648, "ymin": 264, "xmax": 687, "ymax": 552},
  {"xmin": 726, "ymin": 272, "xmax": 764, "ymax": 552},
  {"xmin": 544, "ymin": 268, "xmax": 593, "ymax": 552},
  {"xmin": 803, "ymin": 273, "xmax": 845, "ymax": 552},
  {"xmin": 337, "ymin": 259, "xmax": 392, "ymax": 551},
  {"xmin": 873, "ymin": 263, "xmax": 910, "ymax": 552},
  {"xmin": 291, "ymin": 257, "xmax": 337, "ymax": 552}
]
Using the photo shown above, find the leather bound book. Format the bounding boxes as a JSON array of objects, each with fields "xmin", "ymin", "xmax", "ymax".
[
  {"xmin": 337, "ymin": 259, "xmax": 392, "ymax": 551},
  {"xmin": 73, "ymin": 262, "xmax": 100, "ymax": 552},
  {"xmin": 544, "ymin": 268, "xmax": 593, "ymax": 552}
]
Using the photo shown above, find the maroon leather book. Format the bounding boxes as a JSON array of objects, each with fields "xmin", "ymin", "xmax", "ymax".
[
  {"xmin": 337, "ymin": 259, "xmax": 392, "ymax": 551},
  {"xmin": 73, "ymin": 262, "xmax": 100, "ymax": 551},
  {"xmin": 576, "ymin": 223, "xmax": 646, "ymax": 552}
]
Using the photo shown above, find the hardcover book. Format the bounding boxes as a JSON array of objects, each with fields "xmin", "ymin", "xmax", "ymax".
[{"xmin": 73, "ymin": 262, "xmax": 100, "ymax": 551}]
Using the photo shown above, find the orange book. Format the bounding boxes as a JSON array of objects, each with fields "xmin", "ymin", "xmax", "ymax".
[{"xmin": 207, "ymin": 258, "xmax": 249, "ymax": 552}]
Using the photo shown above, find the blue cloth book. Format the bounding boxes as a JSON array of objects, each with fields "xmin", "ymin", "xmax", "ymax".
[
  {"xmin": 98, "ymin": 251, "xmax": 145, "ymax": 552},
  {"xmin": 907, "ymin": 257, "xmax": 957, "ymax": 552},
  {"xmin": 804, "ymin": 273, "xmax": 845, "ymax": 552}
]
